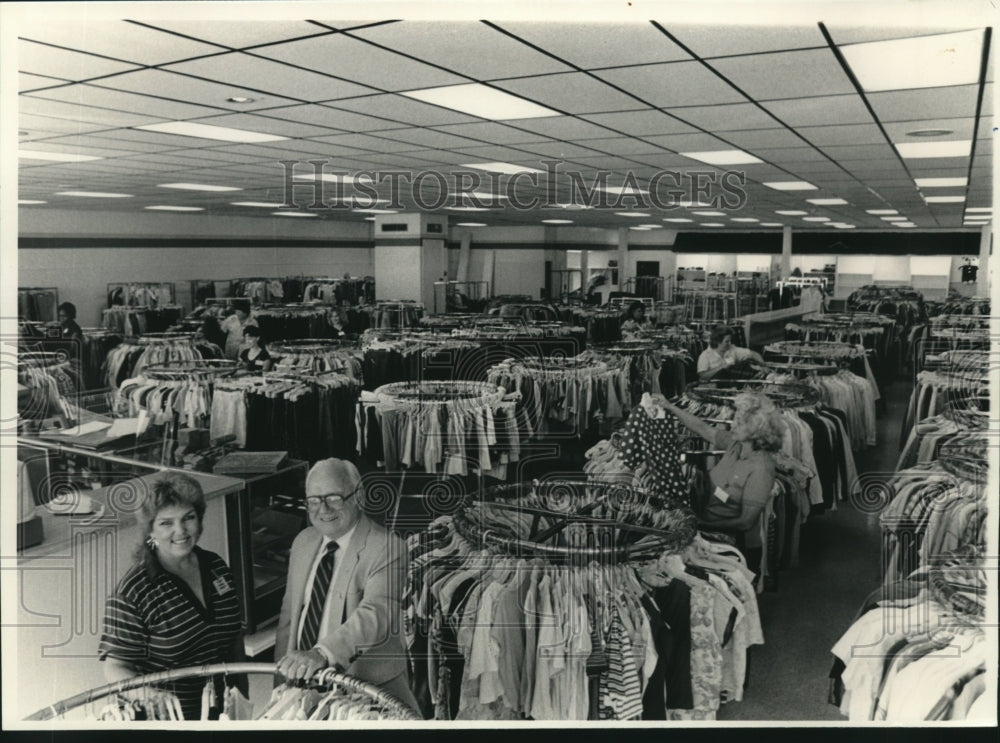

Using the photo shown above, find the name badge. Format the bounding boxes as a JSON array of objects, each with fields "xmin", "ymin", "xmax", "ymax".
[
  {"xmin": 213, "ymin": 575, "xmax": 233, "ymax": 595},
  {"xmin": 714, "ymin": 485, "xmax": 731, "ymax": 504}
]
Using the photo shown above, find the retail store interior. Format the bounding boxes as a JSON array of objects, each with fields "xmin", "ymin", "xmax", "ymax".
[{"xmin": 6, "ymin": 6, "xmax": 996, "ymax": 726}]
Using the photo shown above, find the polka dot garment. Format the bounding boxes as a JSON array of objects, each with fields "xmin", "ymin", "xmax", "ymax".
[{"xmin": 612, "ymin": 404, "xmax": 689, "ymax": 506}]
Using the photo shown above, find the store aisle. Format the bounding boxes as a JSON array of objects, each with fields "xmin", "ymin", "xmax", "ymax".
[{"xmin": 716, "ymin": 378, "xmax": 914, "ymax": 721}]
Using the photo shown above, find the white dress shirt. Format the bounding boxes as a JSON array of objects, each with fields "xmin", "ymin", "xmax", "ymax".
[{"xmin": 296, "ymin": 525, "xmax": 357, "ymax": 653}]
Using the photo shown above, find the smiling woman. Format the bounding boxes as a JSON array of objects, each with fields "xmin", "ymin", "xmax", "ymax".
[{"xmin": 97, "ymin": 473, "xmax": 247, "ymax": 720}]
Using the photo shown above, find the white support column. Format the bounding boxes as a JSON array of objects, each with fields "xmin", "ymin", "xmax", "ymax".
[
  {"xmin": 977, "ymin": 224, "xmax": 991, "ymax": 297},
  {"xmin": 456, "ymin": 232, "xmax": 472, "ymax": 283},
  {"xmin": 781, "ymin": 226, "xmax": 792, "ymax": 280},
  {"xmin": 617, "ymin": 226, "xmax": 629, "ymax": 290}
]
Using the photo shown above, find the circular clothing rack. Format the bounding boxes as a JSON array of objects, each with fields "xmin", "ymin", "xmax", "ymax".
[
  {"xmin": 24, "ymin": 662, "xmax": 421, "ymax": 722},
  {"xmin": 685, "ymin": 378, "xmax": 821, "ymax": 408},
  {"xmin": 373, "ymin": 380, "xmax": 506, "ymax": 405}
]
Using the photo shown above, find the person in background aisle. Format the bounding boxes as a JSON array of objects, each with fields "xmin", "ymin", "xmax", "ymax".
[
  {"xmin": 97, "ymin": 472, "xmax": 247, "ymax": 720},
  {"xmin": 56, "ymin": 302, "xmax": 83, "ymax": 343},
  {"xmin": 197, "ymin": 313, "xmax": 228, "ymax": 351},
  {"xmin": 220, "ymin": 300, "xmax": 256, "ymax": 360},
  {"xmin": 697, "ymin": 324, "xmax": 766, "ymax": 380},
  {"xmin": 620, "ymin": 300, "xmax": 654, "ymax": 337},
  {"xmin": 238, "ymin": 325, "xmax": 273, "ymax": 373},
  {"xmin": 658, "ymin": 391, "xmax": 785, "ymax": 577},
  {"xmin": 274, "ymin": 459, "xmax": 419, "ymax": 713}
]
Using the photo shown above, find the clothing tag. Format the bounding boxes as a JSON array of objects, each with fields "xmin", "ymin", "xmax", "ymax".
[
  {"xmin": 213, "ymin": 575, "xmax": 233, "ymax": 595},
  {"xmin": 714, "ymin": 485, "xmax": 731, "ymax": 504}
]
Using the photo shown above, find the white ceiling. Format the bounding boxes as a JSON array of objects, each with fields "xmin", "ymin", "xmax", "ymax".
[{"xmin": 14, "ymin": 16, "xmax": 995, "ymax": 231}]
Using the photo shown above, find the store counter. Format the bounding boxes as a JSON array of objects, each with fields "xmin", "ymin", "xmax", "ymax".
[{"xmin": 740, "ymin": 306, "xmax": 810, "ymax": 348}]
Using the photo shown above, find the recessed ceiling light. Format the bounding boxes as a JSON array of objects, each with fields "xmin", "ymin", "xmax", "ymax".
[
  {"xmin": 232, "ymin": 201, "xmax": 286, "ymax": 208},
  {"xmin": 915, "ymin": 177, "xmax": 969, "ymax": 188},
  {"xmin": 841, "ymin": 30, "xmax": 984, "ymax": 92},
  {"xmin": 680, "ymin": 149, "xmax": 762, "ymax": 165},
  {"xmin": 966, "ymin": 207, "xmax": 992, "ymax": 213},
  {"xmin": 905, "ymin": 128, "xmax": 954, "ymax": 137},
  {"xmin": 663, "ymin": 218, "xmax": 693, "ymax": 223},
  {"xmin": 227, "ymin": 96, "xmax": 255, "ymax": 103},
  {"xmin": 776, "ymin": 210, "xmax": 808, "ymax": 216},
  {"xmin": 731, "ymin": 217, "xmax": 760, "ymax": 222},
  {"xmin": 145, "ymin": 205, "xmax": 205, "ymax": 212},
  {"xmin": 354, "ymin": 208, "xmax": 398, "ymax": 214},
  {"xmin": 456, "ymin": 222, "xmax": 488, "ymax": 227},
  {"xmin": 896, "ymin": 140, "xmax": 972, "ymax": 159},
  {"xmin": 541, "ymin": 219, "xmax": 573, "ymax": 224},
  {"xmin": 18, "ymin": 199, "xmax": 46, "ymax": 205},
  {"xmin": 760, "ymin": 222, "xmax": 783, "ymax": 227},
  {"xmin": 461, "ymin": 162, "xmax": 544, "ymax": 175},
  {"xmin": 56, "ymin": 190, "xmax": 132, "ymax": 198},
  {"xmin": 881, "ymin": 216, "xmax": 908, "ymax": 221},
  {"xmin": 616, "ymin": 212, "xmax": 651, "ymax": 217},
  {"xmin": 447, "ymin": 206, "xmax": 491, "ymax": 212},
  {"xmin": 136, "ymin": 121, "xmax": 287, "ymax": 142},
  {"xmin": 866, "ymin": 209, "xmax": 899, "ymax": 215},
  {"xmin": 403, "ymin": 83, "xmax": 559, "ymax": 120},
  {"xmin": 763, "ymin": 181, "xmax": 817, "ymax": 191},
  {"xmin": 803, "ymin": 217, "xmax": 830, "ymax": 222},
  {"xmin": 924, "ymin": 195, "xmax": 966, "ymax": 203},
  {"xmin": 271, "ymin": 211, "xmax": 318, "ymax": 217},
  {"xmin": 896, "ymin": 223, "xmax": 916, "ymax": 228},
  {"xmin": 638, "ymin": 224, "xmax": 663, "ymax": 229},
  {"xmin": 701, "ymin": 223, "xmax": 725, "ymax": 227},
  {"xmin": 158, "ymin": 183, "xmax": 242, "ymax": 192},
  {"xmin": 833, "ymin": 224, "xmax": 857, "ymax": 229},
  {"xmin": 19, "ymin": 149, "xmax": 102, "ymax": 162},
  {"xmin": 806, "ymin": 198, "xmax": 849, "ymax": 206},
  {"xmin": 692, "ymin": 210, "xmax": 726, "ymax": 217}
]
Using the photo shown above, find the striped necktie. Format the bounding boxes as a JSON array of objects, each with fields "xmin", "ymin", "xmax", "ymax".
[{"xmin": 300, "ymin": 541, "xmax": 339, "ymax": 650}]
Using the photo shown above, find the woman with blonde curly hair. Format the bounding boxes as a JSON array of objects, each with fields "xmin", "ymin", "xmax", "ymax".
[{"xmin": 659, "ymin": 391, "xmax": 786, "ymax": 571}]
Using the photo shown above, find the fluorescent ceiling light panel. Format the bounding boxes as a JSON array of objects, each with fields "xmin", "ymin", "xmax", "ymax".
[
  {"xmin": 866, "ymin": 209, "xmax": 898, "ymax": 215},
  {"xmin": 806, "ymin": 198, "xmax": 848, "ymax": 206},
  {"xmin": 158, "ymin": 183, "xmax": 242, "ymax": 192},
  {"xmin": 881, "ymin": 216, "xmax": 908, "ymax": 221},
  {"xmin": 629, "ymin": 226, "xmax": 653, "ymax": 231},
  {"xmin": 136, "ymin": 121, "xmax": 287, "ymax": 142},
  {"xmin": 456, "ymin": 222, "xmax": 488, "ymax": 227},
  {"xmin": 841, "ymin": 30, "xmax": 984, "ymax": 92},
  {"xmin": 701, "ymin": 223, "xmax": 725, "ymax": 227},
  {"xmin": 541, "ymin": 219, "xmax": 573, "ymax": 224},
  {"xmin": 692, "ymin": 211, "xmax": 726, "ymax": 217},
  {"xmin": 680, "ymin": 149, "xmax": 762, "ymax": 165},
  {"xmin": 600, "ymin": 185, "xmax": 649, "ymax": 196},
  {"xmin": 555, "ymin": 203, "xmax": 593, "ymax": 210},
  {"xmin": 966, "ymin": 207, "xmax": 992, "ymax": 213},
  {"xmin": 760, "ymin": 222, "xmax": 783, "ymax": 227},
  {"xmin": 447, "ymin": 206, "xmax": 491, "ymax": 212},
  {"xmin": 615, "ymin": 212, "xmax": 651, "ymax": 217},
  {"xmin": 802, "ymin": 217, "xmax": 830, "ymax": 222},
  {"xmin": 402, "ymin": 84, "xmax": 560, "ymax": 120},
  {"xmin": 460, "ymin": 162, "xmax": 545, "ymax": 175},
  {"xmin": 834, "ymin": 224, "xmax": 857, "ymax": 229},
  {"xmin": 19, "ymin": 149, "xmax": 102, "ymax": 162},
  {"xmin": 896, "ymin": 140, "xmax": 971, "ymax": 158},
  {"xmin": 145, "ymin": 205, "xmax": 204, "ymax": 211},
  {"xmin": 18, "ymin": 199, "xmax": 46, "ymax": 204},
  {"xmin": 663, "ymin": 218, "xmax": 693, "ymax": 223},
  {"xmin": 271, "ymin": 211, "xmax": 317, "ymax": 217},
  {"xmin": 923, "ymin": 195, "xmax": 966, "ymax": 203},
  {"xmin": 776, "ymin": 210, "xmax": 808, "ymax": 216},
  {"xmin": 763, "ymin": 181, "xmax": 817, "ymax": 191},
  {"xmin": 731, "ymin": 217, "xmax": 760, "ymax": 223},
  {"xmin": 638, "ymin": 224, "xmax": 663, "ymax": 229},
  {"xmin": 56, "ymin": 191, "xmax": 132, "ymax": 198},
  {"xmin": 677, "ymin": 200, "xmax": 713, "ymax": 208},
  {"xmin": 232, "ymin": 201, "xmax": 285, "ymax": 207},
  {"xmin": 896, "ymin": 222, "xmax": 916, "ymax": 227},
  {"xmin": 353, "ymin": 208, "xmax": 398, "ymax": 214},
  {"xmin": 452, "ymin": 191, "xmax": 507, "ymax": 201},
  {"xmin": 914, "ymin": 177, "xmax": 968, "ymax": 187},
  {"xmin": 293, "ymin": 173, "xmax": 355, "ymax": 183}
]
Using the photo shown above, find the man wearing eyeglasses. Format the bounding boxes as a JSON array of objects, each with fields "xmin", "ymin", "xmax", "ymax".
[{"xmin": 274, "ymin": 458, "xmax": 418, "ymax": 712}]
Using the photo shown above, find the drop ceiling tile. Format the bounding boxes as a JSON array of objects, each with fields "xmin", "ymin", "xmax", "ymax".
[
  {"xmin": 259, "ymin": 103, "xmax": 401, "ymax": 132},
  {"xmin": 19, "ymin": 72, "xmax": 71, "ymax": 94},
  {"xmin": 908, "ymin": 167, "xmax": 973, "ymax": 179},
  {"xmin": 356, "ymin": 153, "xmax": 450, "ymax": 168},
  {"xmin": 825, "ymin": 25, "xmax": 979, "ymax": 45},
  {"xmin": 163, "ymin": 52, "xmax": 377, "ymax": 104},
  {"xmin": 579, "ymin": 110, "xmax": 696, "ymax": 136},
  {"xmin": 642, "ymin": 132, "xmax": 739, "ymax": 152},
  {"xmin": 883, "ymin": 117, "xmax": 977, "ymax": 142},
  {"xmin": 595, "ymin": 61, "xmax": 745, "ymax": 107},
  {"xmin": 255, "ymin": 139, "xmax": 372, "ymax": 158},
  {"xmin": 761, "ymin": 94, "xmax": 875, "ymax": 127},
  {"xmin": 817, "ymin": 143, "xmax": 902, "ymax": 161},
  {"xmin": 29, "ymin": 133, "xmax": 171, "ymax": 153},
  {"xmin": 108, "ymin": 127, "xmax": 264, "ymax": 150},
  {"xmin": 430, "ymin": 121, "xmax": 552, "ymax": 145},
  {"xmin": 89, "ymin": 69, "xmax": 298, "ymax": 112},
  {"xmin": 510, "ymin": 116, "xmax": 624, "ymax": 141},
  {"xmin": 450, "ymin": 144, "xmax": 556, "ymax": 164},
  {"xmin": 323, "ymin": 94, "xmax": 479, "ymax": 126},
  {"xmin": 188, "ymin": 112, "xmax": 340, "ymax": 139},
  {"xmin": 710, "ymin": 48, "xmax": 856, "ymax": 100},
  {"xmin": 18, "ymin": 140, "xmax": 140, "ymax": 160},
  {"xmin": 671, "ymin": 102, "xmax": 783, "ymax": 131},
  {"xmin": 306, "ymin": 133, "xmax": 422, "ymax": 152},
  {"xmin": 348, "ymin": 21, "xmax": 573, "ymax": 79},
  {"xmin": 161, "ymin": 148, "xmax": 271, "ymax": 165},
  {"xmin": 493, "ymin": 22, "xmax": 692, "ymax": 68},
  {"xmin": 18, "ymin": 39, "xmax": 142, "ymax": 81},
  {"xmin": 28, "ymin": 83, "xmax": 226, "ymax": 122},
  {"xmin": 19, "ymin": 95, "xmax": 163, "ymax": 127},
  {"xmin": 140, "ymin": 20, "xmax": 333, "ymax": 49},
  {"xmin": 798, "ymin": 123, "xmax": 890, "ymax": 147},
  {"xmin": 867, "ymin": 85, "xmax": 979, "ymax": 122},
  {"xmin": 667, "ymin": 23, "xmax": 828, "ymax": 57},
  {"xmin": 253, "ymin": 34, "xmax": 467, "ymax": 92},
  {"xmin": 577, "ymin": 138, "xmax": 672, "ymax": 157},
  {"xmin": 18, "ymin": 114, "xmax": 111, "ymax": 137},
  {"xmin": 976, "ymin": 115, "xmax": 993, "ymax": 138},
  {"xmin": 492, "ymin": 73, "xmax": 646, "ymax": 115},
  {"xmin": 716, "ymin": 128, "xmax": 807, "ymax": 150},
  {"xmin": 373, "ymin": 128, "xmax": 483, "ymax": 150}
]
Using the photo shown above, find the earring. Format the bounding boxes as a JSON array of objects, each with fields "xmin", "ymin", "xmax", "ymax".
[{"xmin": 146, "ymin": 536, "xmax": 158, "ymax": 551}]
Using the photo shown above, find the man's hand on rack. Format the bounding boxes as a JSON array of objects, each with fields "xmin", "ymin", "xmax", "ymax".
[{"xmin": 276, "ymin": 648, "xmax": 328, "ymax": 682}]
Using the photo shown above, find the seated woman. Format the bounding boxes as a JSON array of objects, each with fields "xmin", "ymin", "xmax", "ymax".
[
  {"xmin": 658, "ymin": 391, "xmax": 786, "ymax": 573},
  {"xmin": 98, "ymin": 472, "xmax": 246, "ymax": 720},
  {"xmin": 238, "ymin": 325, "xmax": 273, "ymax": 372},
  {"xmin": 620, "ymin": 300, "xmax": 653, "ymax": 337}
]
